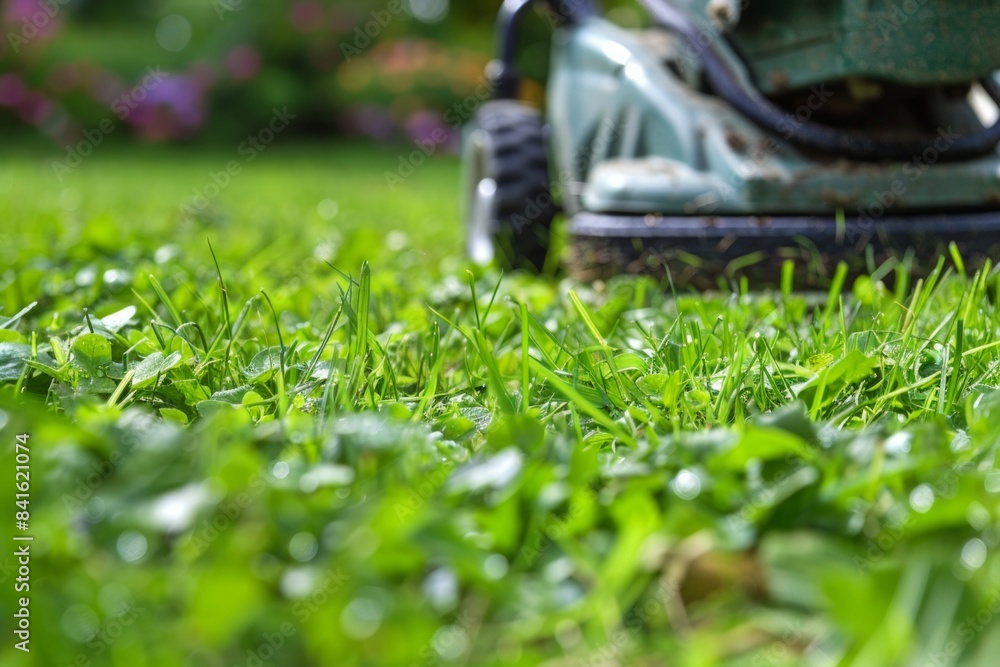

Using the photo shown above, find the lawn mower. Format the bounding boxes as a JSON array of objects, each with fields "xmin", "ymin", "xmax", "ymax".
[{"xmin": 462, "ymin": 0, "xmax": 1000, "ymax": 287}]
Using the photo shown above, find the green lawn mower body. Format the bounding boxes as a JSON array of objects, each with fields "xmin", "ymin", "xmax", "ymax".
[{"xmin": 463, "ymin": 0, "xmax": 1000, "ymax": 286}]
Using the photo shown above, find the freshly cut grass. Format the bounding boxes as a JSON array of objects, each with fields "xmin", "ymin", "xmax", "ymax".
[{"xmin": 2, "ymin": 144, "xmax": 1000, "ymax": 666}]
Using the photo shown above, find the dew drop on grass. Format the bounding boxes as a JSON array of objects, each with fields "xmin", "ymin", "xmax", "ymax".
[
  {"xmin": 671, "ymin": 469, "xmax": 702, "ymax": 500},
  {"xmin": 103, "ymin": 269, "xmax": 131, "ymax": 291},
  {"xmin": 423, "ymin": 567, "xmax": 458, "ymax": 612},
  {"xmin": 463, "ymin": 531, "xmax": 493, "ymax": 550},
  {"xmin": 408, "ymin": 0, "xmax": 450, "ymax": 23},
  {"xmin": 61, "ymin": 604, "xmax": 100, "ymax": 643},
  {"xmin": 884, "ymin": 432, "xmax": 912, "ymax": 456},
  {"xmin": 156, "ymin": 14, "xmax": 192, "ymax": 52},
  {"xmin": 300, "ymin": 464, "xmax": 355, "ymax": 492},
  {"xmin": 85, "ymin": 497, "xmax": 106, "ymax": 522},
  {"xmin": 251, "ymin": 552, "xmax": 281, "ymax": 582},
  {"xmin": 961, "ymin": 538, "xmax": 988, "ymax": 570},
  {"xmin": 484, "ymin": 554, "xmax": 508, "ymax": 580},
  {"xmin": 950, "ymin": 431, "xmax": 972, "ymax": 453},
  {"xmin": 386, "ymin": 230, "xmax": 409, "ymax": 251},
  {"xmin": 909, "ymin": 484, "xmax": 935, "ymax": 513},
  {"xmin": 280, "ymin": 567, "xmax": 315, "ymax": 599},
  {"xmin": 289, "ymin": 532, "xmax": 318, "ymax": 562},
  {"xmin": 150, "ymin": 483, "xmax": 210, "ymax": 533},
  {"xmin": 967, "ymin": 503, "xmax": 991, "ymax": 531},
  {"xmin": 347, "ymin": 526, "xmax": 380, "ymax": 558},
  {"xmin": 154, "ymin": 245, "xmax": 180, "ymax": 264},
  {"xmin": 317, "ymin": 199, "xmax": 340, "ymax": 220},
  {"xmin": 314, "ymin": 234, "xmax": 341, "ymax": 261},
  {"xmin": 986, "ymin": 471, "xmax": 1000, "ymax": 495},
  {"xmin": 272, "ymin": 461, "xmax": 289, "ymax": 479},
  {"xmin": 544, "ymin": 557, "xmax": 574, "ymax": 583},
  {"xmin": 341, "ymin": 596, "xmax": 385, "ymax": 640},
  {"xmin": 432, "ymin": 625, "xmax": 469, "ymax": 661},
  {"xmin": 75, "ymin": 266, "xmax": 97, "ymax": 287},
  {"xmin": 117, "ymin": 531, "xmax": 148, "ymax": 562}
]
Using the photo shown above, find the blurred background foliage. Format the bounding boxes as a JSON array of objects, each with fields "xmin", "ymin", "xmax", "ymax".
[{"xmin": 0, "ymin": 0, "xmax": 639, "ymax": 149}]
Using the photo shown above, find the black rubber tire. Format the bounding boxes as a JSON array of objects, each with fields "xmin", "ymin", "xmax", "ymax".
[{"xmin": 464, "ymin": 100, "xmax": 556, "ymax": 271}]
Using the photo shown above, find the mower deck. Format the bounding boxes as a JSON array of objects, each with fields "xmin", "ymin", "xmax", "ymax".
[{"xmin": 567, "ymin": 211, "xmax": 1000, "ymax": 286}]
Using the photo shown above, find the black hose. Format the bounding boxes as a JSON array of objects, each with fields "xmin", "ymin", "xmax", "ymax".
[{"xmin": 641, "ymin": 0, "xmax": 1000, "ymax": 162}]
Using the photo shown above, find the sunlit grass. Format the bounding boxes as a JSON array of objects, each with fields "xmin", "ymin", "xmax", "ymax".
[{"xmin": 2, "ymin": 144, "xmax": 1000, "ymax": 666}]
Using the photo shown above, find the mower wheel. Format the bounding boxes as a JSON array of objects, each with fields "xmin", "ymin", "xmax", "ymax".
[{"xmin": 463, "ymin": 100, "xmax": 556, "ymax": 271}]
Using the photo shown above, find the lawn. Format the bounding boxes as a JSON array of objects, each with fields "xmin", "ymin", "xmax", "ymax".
[{"xmin": 2, "ymin": 142, "xmax": 1000, "ymax": 667}]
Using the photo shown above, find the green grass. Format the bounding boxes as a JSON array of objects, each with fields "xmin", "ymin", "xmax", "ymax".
[{"xmin": 2, "ymin": 143, "xmax": 1000, "ymax": 667}]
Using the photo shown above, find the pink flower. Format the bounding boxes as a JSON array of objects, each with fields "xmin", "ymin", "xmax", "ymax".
[
  {"xmin": 188, "ymin": 62, "xmax": 217, "ymax": 91},
  {"xmin": 346, "ymin": 105, "xmax": 395, "ymax": 141},
  {"xmin": 405, "ymin": 110, "xmax": 453, "ymax": 148},
  {"xmin": 4, "ymin": 0, "xmax": 63, "ymax": 40},
  {"xmin": 127, "ymin": 74, "xmax": 205, "ymax": 141},
  {"xmin": 16, "ymin": 91, "xmax": 53, "ymax": 124},
  {"xmin": 289, "ymin": 2, "xmax": 323, "ymax": 33},
  {"xmin": 0, "ymin": 73, "xmax": 27, "ymax": 107},
  {"xmin": 225, "ymin": 45, "xmax": 262, "ymax": 82}
]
